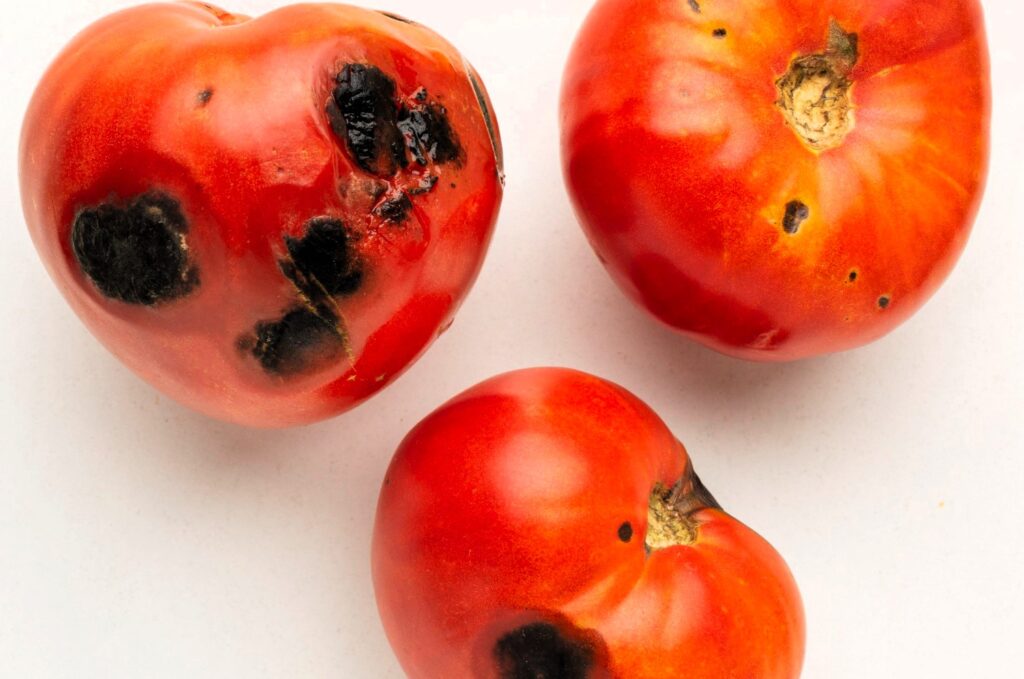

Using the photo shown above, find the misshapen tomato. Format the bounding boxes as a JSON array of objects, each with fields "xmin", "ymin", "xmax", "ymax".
[
  {"xmin": 561, "ymin": 0, "xmax": 989, "ymax": 361},
  {"xmin": 20, "ymin": 2, "xmax": 503, "ymax": 426},
  {"xmin": 373, "ymin": 368, "xmax": 805, "ymax": 678}
]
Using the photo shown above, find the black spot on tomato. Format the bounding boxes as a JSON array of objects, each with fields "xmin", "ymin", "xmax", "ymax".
[
  {"xmin": 849, "ymin": 270, "xmax": 858, "ymax": 282},
  {"xmin": 197, "ymin": 89, "xmax": 214, "ymax": 107},
  {"xmin": 328, "ymin": 64, "xmax": 465, "ymax": 177},
  {"xmin": 375, "ymin": 192, "xmax": 413, "ymax": 224},
  {"xmin": 618, "ymin": 522, "xmax": 633, "ymax": 543},
  {"xmin": 281, "ymin": 217, "xmax": 363, "ymax": 298},
  {"xmin": 713, "ymin": 28, "xmax": 727, "ymax": 38},
  {"xmin": 328, "ymin": 64, "xmax": 407, "ymax": 176},
  {"xmin": 494, "ymin": 623, "xmax": 595, "ymax": 679},
  {"xmin": 782, "ymin": 200, "xmax": 810, "ymax": 235},
  {"xmin": 249, "ymin": 306, "xmax": 344, "ymax": 376},
  {"xmin": 242, "ymin": 218, "xmax": 362, "ymax": 376},
  {"xmin": 398, "ymin": 104, "xmax": 464, "ymax": 167},
  {"xmin": 71, "ymin": 192, "xmax": 199, "ymax": 306},
  {"xmin": 688, "ymin": 0, "xmax": 701, "ymax": 13},
  {"xmin": 878, "ymin": 295, "xmax": 891, "ymax": 309}
]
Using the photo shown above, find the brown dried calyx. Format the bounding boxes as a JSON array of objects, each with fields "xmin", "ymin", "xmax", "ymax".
[
  {"xmin": 776, "ymin": 20, "xmax": 859, "ymax": 152},
  {"xmin": 645, "ymin": 459, "xmax": 722, "ymax": 553}
]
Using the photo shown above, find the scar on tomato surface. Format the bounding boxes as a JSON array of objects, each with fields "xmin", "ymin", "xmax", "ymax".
[
  {"xmin": 494, "ymin": 622, "xmax": 605, "ymax": 679},
  {"xmin": 197, "ymin": 89, "xmax": 213, "ymax": 107},
  {"xmin": 326, "ymin": 63, "xmax": 464, "ymax": 178},
  {"xmin": 242, "ymin": 218, "xmax": 363, "ymax": 376},
  {"xmin": 687, "ymin": 0, "xmax": 701, "ymax": 13},
  {"xmin": 71, "ymin": 192, "xmax": 199, "ymax": 306},
  {"xmin": 782, "ymin": 200, "xmax": 810, "ymax": 235}
]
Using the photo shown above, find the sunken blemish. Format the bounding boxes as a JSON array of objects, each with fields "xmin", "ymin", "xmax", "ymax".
[
  {"xmin": 618, "ymin": 522, "xmax": 633, "ymax": 543},
  {"xmin": 712, "ymin": 28, "xmax": 727, "ymax": 38},
  {"xmin": 375, "ymin": 192, "xmax": 413, "ymax": 224},
  {"xmin": 197, "ymin": 89, "xmax": 213, "ymax": 107},
  {"xmin": 282, "ymin": 217, "xmax": 363, "ymax": 297},
  {"xmin": 398, "ymin": 104, "xmax": 464, "ymax": 167},
  {"xmin": 71, "ymin": 192, "xmax": 199, "ymax": 306},
  {"xmin": 249, "ymin": 306, "xmax": 344, "ymax": 376},
  {"xmin": 878, "ymin": 295, "xmax": 891, "ymax": 309},
  {"xmin": 782, "ymin": 200, "xmax": 810, "ymax": 235},
  {"xmin": 328, "ymin": 63, "xmax": 464, "ymax": 177},
  {"xmin": 494, "ymin": 623, "xmax": 595, "ymax": 679},
  {"xmin": 242, "ymin": 217, "xmax": 362, "ymax": 376},
  {"xmin": 848, "ymin": 270, "xmax": 858, "ymax": 282},
  {"xmin": 328, "ymin": 64, "xmax": 407, "ymax": 176}
]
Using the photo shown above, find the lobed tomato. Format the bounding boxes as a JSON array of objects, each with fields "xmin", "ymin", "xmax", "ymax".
[
  {"xmin": 373, "ymin": 368, "xmax": 805, "ymax": 678},
  {"xmin": 561, "ymin": 0, "xmax": 990, "ymax": 361},
  {"xmin": 20, "ymin": 2, "xmax": 503, "ymax": 427}
]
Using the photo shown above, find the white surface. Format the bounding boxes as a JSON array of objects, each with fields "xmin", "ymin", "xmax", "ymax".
[{"xmin": 1, "ymin": 1, "xmax": 1022, "ymax": 677}]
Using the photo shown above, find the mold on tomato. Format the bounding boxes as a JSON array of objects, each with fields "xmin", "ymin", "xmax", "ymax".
[
  {"xmin": 70, "ymin": 192, "xmax": 199, "ymax": 306},
  {"xmin": 494, "ymin": 622, "xmax": 598, "ymax": 679}
]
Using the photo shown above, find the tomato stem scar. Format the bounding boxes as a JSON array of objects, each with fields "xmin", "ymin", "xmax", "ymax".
[{"xmin": 775, "ymin": 19, "xmax": 859, "ymax": 152}]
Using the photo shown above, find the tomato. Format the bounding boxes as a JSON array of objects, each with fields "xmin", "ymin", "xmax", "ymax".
[
  {"xmin": 561, "ymin": 0, "xmax": 989, "ymax": 361},
  {"xmin": 373, "ymin": 368, "xmax": 805, "ymax": 678},
  {"xmin": 20, "ymin": 2, "xmax": 503, "ymax": 427}
]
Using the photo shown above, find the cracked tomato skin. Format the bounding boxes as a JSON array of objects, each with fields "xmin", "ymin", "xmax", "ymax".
[
  {"xmin": 20, "ymin": 2, "xmax": 503, "ymax": 427},
  {"xmin": 561, "ymin": 0, "xmax": 990, "ymax": 361},
  {"xmin": 373, "ymin": 368, "xmax": 805, "ymax": 678}
]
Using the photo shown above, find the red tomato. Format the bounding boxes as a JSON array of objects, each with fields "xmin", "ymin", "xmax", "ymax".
[
  {"xmin": 20, "ymin": 2, "xmax": 503, "ymax": 427},
  {"xmin": 561, "ymin": 0, "xmax": 989, "ymax": 361},
  {"xmin": 373, "ymin": 368, "xmax": 805, "ymax": 678}
]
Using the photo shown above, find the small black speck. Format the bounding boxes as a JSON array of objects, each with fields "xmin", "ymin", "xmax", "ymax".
[
  {"xmin": 712, "ymin": 28, "xmax": 727, "ymax": 38},
  {"xmin": 197, "ymin": 89, "xmax": 213, "ymax": 106},
  {"xmin": 849, "ymin": 270, "xmax": 858, "ymax": 282},
  {"xmin": 782, "ymin": 200, "xmax": 810, "ymax": 235},
  {"xmin": 617, "ymin": 522, "xmax": 633, "ymax": 543},
  {"xmin": 450, "ymin": 182, "xmax": 457, "ymax": 189},
  {"xmin": 879, "ymin": 296, "xmax": 891, "ymax": 309}
]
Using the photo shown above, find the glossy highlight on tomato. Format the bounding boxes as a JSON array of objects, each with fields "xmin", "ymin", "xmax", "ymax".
[
  {"xmin": 561, "ymin": 0, "xmax": 990, "ymax": 361},
  {"xmin": 20, "ymin": 2, "xmax": 503, "ymax": 427},
  {"xmin": 373, "ymin": 368, "xmax": 805, "ymax": 678}
]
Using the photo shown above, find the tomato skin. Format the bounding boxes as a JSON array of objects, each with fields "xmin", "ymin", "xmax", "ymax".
[
  {"xmin": 20, "ymin": 2, "xmax": 502, "ymax": 427},
  {"xmin": 561, "ymin": 0, "xmax": 990, "ymax": 361},
  {"xmin": 372, "ymin": 368, "xmax": 805, "ymax": 678}
]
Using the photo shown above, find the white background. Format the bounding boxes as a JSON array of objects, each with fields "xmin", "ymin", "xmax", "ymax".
[{"xmin": 1, "ymin": 1, "xmax": 1022, "ymax": 677}]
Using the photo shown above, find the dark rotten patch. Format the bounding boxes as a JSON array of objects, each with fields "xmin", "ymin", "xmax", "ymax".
[
  {"xmin": 328, "ymin": 64, "xmax": 407, "ymax": 176},
  {"xmin": 249, "ymin": 306, "xmax": 345, "ymax": 376},
  {"xmin": 71, "ymin": 192, "xmax": 199, "ymax": 306},
  {"xmin": 281, "ymin": 217, "xmax": 363, "ymax": 298},
  {"xmin": 782, "ymin": 200, "xmax": 810, "ymax": 235},
  {"xmin": 244, "ymin": 218, "xmax": 362, "ymax": 376},
  {"xmin": 374, "ymin": 193, "xmax": 413, "ymax": 224},
  {"xmin": 494, "ymin": 623, "xmax": 595, "ymax": 679},
  {"xmin": 327, "ymin": 63, "xmax": 464, "ymax": 177}
]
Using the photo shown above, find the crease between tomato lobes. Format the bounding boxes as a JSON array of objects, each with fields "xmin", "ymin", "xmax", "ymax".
[{"xmin": 562, "ymin": 0, "xmax": 989, "ymax": 359}]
